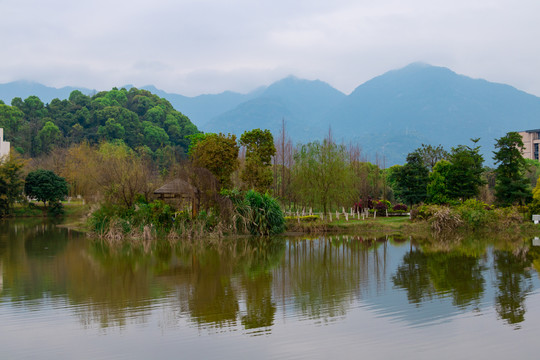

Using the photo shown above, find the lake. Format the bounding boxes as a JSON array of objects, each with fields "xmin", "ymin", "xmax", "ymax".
[{"xmin": 1, "ymin": 219, "xmax": 539, "ymax": 359}]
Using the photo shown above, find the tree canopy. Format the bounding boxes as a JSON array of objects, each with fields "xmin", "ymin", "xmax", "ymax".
[
  {"xmin": 240, "ymin": 129, "xmax": 276, "ymax": 192},
  {"xmin": 25, "ymin": 169, "xmax": 68, "ymax": 208},
  {"xmin": 493, "ymin": 132, "xmax": 531, "ymax": 206},
  {"xmin": 191, "ymin": 133, "xmax": 239, "ymax": 190},
  {"xmin": 1, "ymin": 88, "xmax": 199, "ymax": 160}
]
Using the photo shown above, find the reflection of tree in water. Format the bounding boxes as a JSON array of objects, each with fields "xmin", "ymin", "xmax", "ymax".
[
  {"xmin": 0, "ymin": 219, "xmax": 76, "ymax": 301},
  {"xmin": 177, "ymin": 237, "xmax": 285, "ymax": 332},
  {"xmin": 280, "ymin": 235, "xmax": 389, "ymax": 322},
  {"xmin": 493, "ymin": 249, "xmax": 533, "ymax": 329},
  {"xmin": 392, "ymin": 244, "xmax": 485, "ymax": 309},
  {"xmin": 392, "ymin": 248, "xmax": 434, "ymax": 305},
  {"xmin": 241, "ymin": 273, "xmax": 275, "ymax": 331}
]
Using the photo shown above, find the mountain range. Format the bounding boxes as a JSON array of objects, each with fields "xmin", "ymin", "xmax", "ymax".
[{"xmin": 2, "ymin": 63, "xmax": 540, "ymax": 165}]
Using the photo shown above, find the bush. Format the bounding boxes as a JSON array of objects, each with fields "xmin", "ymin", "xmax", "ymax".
[
  {"xmin": 244, "ymin": 190, "xmax": 285, "ymax": 236},
  {"xmin": 430, "ymin": 206, "xmax": 463, "ymax": 234},
  {"xmin": 132, "ymin": 200, "xmax": 175, "ymax": 231},
  {"xmin": 528, "ymin": 199, "xmax": 540, "ymax": 219},
  {"xmin": 412, "ymin": 204, "xmax": 444, "ymax": 221},
  {"xmin": 392, "ymin": 203, "xmax": 408, "ymax": 211},
  {"xmin": 456, "ymin": 199, "xmax": 490, "ymax": 229}
]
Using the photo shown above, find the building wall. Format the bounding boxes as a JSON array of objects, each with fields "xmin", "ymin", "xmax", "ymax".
[
  {"xmin": 519, "ymin": 130, "xmax": 540, "ymax": 161},
  {"xmin": 0, "ymin": 128, "xmax": 10, "ymax": 159}
]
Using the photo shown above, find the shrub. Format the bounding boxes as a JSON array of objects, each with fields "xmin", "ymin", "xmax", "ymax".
[
  {"xmin": 412, "ymin": 204, "xmax": 444, "ymax": 221},
  {"xmin": 456, "ymin": 199, "xmax": 489, "ymax": 229},
  {"xmin": 528, "ymin": 199, "xmax": 540, "ymax": 219},
  {"xmin": 392, "ymin": 203, "xmax": 408, "ymax": 211},
  {"xmin": 430, "ymin": 207, "xmax": 463, "ymax": 234},
  {"xmin": 374, "ymin": 201, "xmax": 388, "ymax": 216},
  {"xmin": 244, "ymin": 190, "xmax": 285, "ymax": 236}
]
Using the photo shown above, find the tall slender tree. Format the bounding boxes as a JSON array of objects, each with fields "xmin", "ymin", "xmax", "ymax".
[
  {"xmin": 446, "ymin": 139, "xmax": 485, "ymax": 200},
  {"xmin": 394, "ymin": 151, "xmax": 429, "ymax": 206},
  {"xmin": 239, "ymin": 129, "xmax": 276, "ymax": 192},
  {"xmin": 493, "ymin": 132, "xmax": 531, "ymax": 205}
]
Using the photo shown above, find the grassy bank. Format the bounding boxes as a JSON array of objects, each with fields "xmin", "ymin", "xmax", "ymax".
[
  {"xmin": 285, "ymin": 215, "xmax": 430, "ymax": 237},
  {"xmin": 285, "ymin": 208, "xmax": 540, "ymax": 240}
]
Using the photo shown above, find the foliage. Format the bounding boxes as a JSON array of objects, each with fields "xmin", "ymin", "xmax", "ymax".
[
  {"xmin": 374, "ymin": 200, "xmax": 389, "ymax": 215},
  {"xmin": 427, "ymin": 159, "xmax": 453, "ymax": 204},
  {"xmin": 1, "ymin": 88, "xmax": 199, "ymax": 159},
  {"xmin": 416, "ymin": 143, "xmax": 449, "ymax": 171},
  {"xmin": 393, "ymin": 150, "xmax": 429, "ymax": 206},
  {"xmin": 412, "ymin": 200, "xmax": 523, "ymax": 233},
  {"xmin": 533, "ymin": 175, "xmax": 540, "ymax": 200},
  {"xmin": 239, "ymin": 129, "xmax": 276, "ymax": 192},
  {"xmin": 244, "ymin": 190, "xmax": 285, "ymax": 236},
  {"xmin": 292, "ymin": 135, "xmax": 354, "ymax": 214},
  {"xmin": 224, "ymin": 189, "xmax": 285, "ymax": 236},
  {"xmin": 493, "ymin": 132, "xmax": 531, "ymax": 206},
  {"xmin": 456, "ymin": 199, "xmax": 490, "ymax": 229},
  {"xmin": 0, "ymin": 151, "xmax": 26, "ymax": 216},
  {"xmin": 446, "ymin": 139, "xmax": 485, "ymax": 200},
  {"xmin": 24, "ymin": 169, "xmax": 68, "ymax": 208},
  {"xmin": 191, "ymin": 133, "xmax": 239, "ymax": 189},
  {"xmin": 392, "ymin": 203, "xmax": 408, "ymax": 211}
]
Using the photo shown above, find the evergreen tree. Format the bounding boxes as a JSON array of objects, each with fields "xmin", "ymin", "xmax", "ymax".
[
  {"xmin": 395, "ymin": 151, "xmax": 429, "ymax": 206},
  {"xmin": 446, "ymin": 139, "xmax": 485, "ymax": 200},
  {"xmin": 493, "ymin": 132, "xmax": 531, "ymax": 206},
  {"xmin": 427, "ymin": 159, "xmax": 453, "ymax": 204}
]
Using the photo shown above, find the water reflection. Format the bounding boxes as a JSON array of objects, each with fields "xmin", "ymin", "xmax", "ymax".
[
  {"xmin": 1, "ymin": 219, "xmax": 540, "ymax": 335},
  {"xmin": 392, "ymin": 246, "xmax": 486, "ymax": 308},
  {"xmin": 493, "ymin": 249, "xmax": 533, "ymax": 328}
]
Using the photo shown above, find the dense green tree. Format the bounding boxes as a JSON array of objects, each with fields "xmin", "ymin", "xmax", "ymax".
[
  {"xmin": 394, "ymin": 151, "xmax": 429, "ymax": 206},
  {"xmin": 97, "ymin": 118, "xmax": 126, "ymax": 141},
  {"xmin": 239, "ymin": 129, "xmax": 276, "ymax": 192},
  {"xmin": 493, "ymin": 132, "xmax": 531, "ymax": 206},
  {"xmin": 0, "ymin": 152, "xmax": 26, "ymax": 216},
  {"xmin": 0, "ymin": 104, "xmax": 24, "ymax": 141},
  {"xmin": 427, "ymin": 160, "xmax": 453, "ymax": 204},
  {"xmin": 191, "ymin": 133, "xmax": 239, "ymax": 189},
  {"xmin": 0, "ymin": 87, "xmax": 199, "ymax": 158},
  {"xmin": 446, "ymin": 139, "xmax": 485, "ymax": 200},
  {"xmin": 142, "ymin": 121, "xmax": 169, "ymax": 151},
  {"xmin": 24, "ymin": 169, "xmax": 68, "ymax": 208},
  {"xmin": 36, "ymin": 121, "xmax": 62, "ymax": 154}
]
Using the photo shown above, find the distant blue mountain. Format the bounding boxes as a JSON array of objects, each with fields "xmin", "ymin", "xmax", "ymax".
[
  {"xmin": 141, "ymin": 85, "xmax": 264, "ymax": 128},
  {"xmin": 326, "ymin": 63, "xmax": 540, "ymax": 164},
  {"xmin": 3, "ymin": 64, "xmax": 540, "ymax": 165},
  {"xmin": 0, "ymin": 81, "xmax": 94, "ymax": 104},
  {"xmin": 202, "ymin": 76, "xmax": 347, "ymax": 138}
]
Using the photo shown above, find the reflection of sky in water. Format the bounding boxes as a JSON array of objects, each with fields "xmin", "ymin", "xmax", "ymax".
[{"xmin": 1, "ymin": 223, "xmax": 540, "ymax": 359}]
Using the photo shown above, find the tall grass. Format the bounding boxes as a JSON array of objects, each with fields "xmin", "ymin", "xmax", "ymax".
[{"xmin": 89, "ymin": 190, "xmax": 286, "ymax": 247}]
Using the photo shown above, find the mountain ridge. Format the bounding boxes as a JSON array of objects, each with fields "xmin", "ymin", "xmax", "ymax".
[{"xmin": 2, "ymin": 64, "xmax": 540, "ymax": 165}]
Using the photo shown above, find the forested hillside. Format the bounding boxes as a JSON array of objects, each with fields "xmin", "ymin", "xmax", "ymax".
[{"xmin": 0, "ymin": 87, "xmax": 199, "ymax": 159}]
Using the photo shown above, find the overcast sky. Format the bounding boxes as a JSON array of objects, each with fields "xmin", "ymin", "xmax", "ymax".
[{"xmin": 2, "ymin": 0, "xmax": 540, "ymax": 96}]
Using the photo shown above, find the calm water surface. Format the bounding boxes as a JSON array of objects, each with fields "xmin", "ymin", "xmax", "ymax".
[{"xmin": 1, "ymin": 219, "xmax": 540, "ymax": 359}]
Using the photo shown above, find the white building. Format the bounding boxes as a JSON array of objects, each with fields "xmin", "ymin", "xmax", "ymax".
[{"xmin": 0, "ymin": 128, "xmax": 10, "ymax": 159}]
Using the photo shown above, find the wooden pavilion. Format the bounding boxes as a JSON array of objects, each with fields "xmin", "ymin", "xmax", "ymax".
[{"xmin": 154, "ymin": 179, "xmax": 200, "ymax": 217}]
